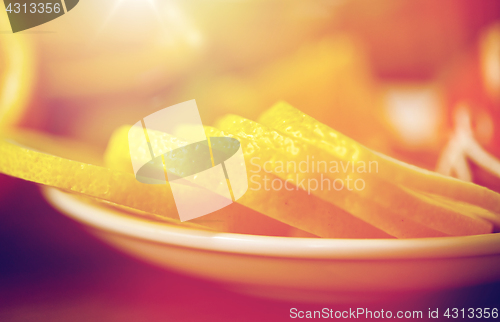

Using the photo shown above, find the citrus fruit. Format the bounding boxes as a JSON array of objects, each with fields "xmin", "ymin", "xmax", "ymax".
[
  {"xmin": 258, "ymin": 102, "xmax": 500, "ymax": 219},
  {"xmin": 2, "ymin": 131, "xmax": 308, "ymax": 236},
  {"xmin": 215, "ymin": 115, "xmax": 463, "ymax": 237},
  {"xmin": 105, "ymin": 124, "xmax": 318, "ymax": 237},
  {"xmin": 214, "ymin": 104, "xmax": 497, "ymax": 237},
  {"xmin": 105, "ymin": 124, "xmax": 390, "ymax": 238}
]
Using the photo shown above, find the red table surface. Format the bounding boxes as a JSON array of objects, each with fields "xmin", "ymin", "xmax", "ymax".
[{"xmin": 1, "ymin": 175, "xmax": 499, "ymax": 322}]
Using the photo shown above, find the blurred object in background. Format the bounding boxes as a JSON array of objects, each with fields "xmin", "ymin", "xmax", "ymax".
[
  {"xmin": 337, "ymin": 0, "xmax": 500, "ymax": 80},
  {"xmin": 184, "ymin": 0, "xmax": 339, "ymax": 73},
  {"xmin": 39, "ymin": 0, "xmax": 204, "ymax": 98},
  {"xmin": 381, "ymin": 83, "xmax": 443, "ymax": 149},
  {"xmin": 0, "ymin": 10, "xmax": 36, "ymax": 200},
  {"xmin": 0, "ymin": 13, "xmax": 35, "ymax": 130},
  {"xmin": 439, "ymin": 21, "xmax": 500, "ymax": 192},
  {"xmin": 179, "ymin": 35, "xmax": 388, "ymax": 150},
  {"xmin": 377, "ymin": 82, "xmax": 446, "ymax": 169},
  {"xmin": 478, "ymin": 22, "xmax": 500, "ymax": 189},
  {"xmin": 1, "ymin": 0, "xmax": 499, "ymax": 174},
  {"xmin": 437, "ymin": 104, "xmax": 500, "ymax": 184},
  {"xmin": 16, "ymin": 0, "xmax": 207, "ymax": 149},
  {"xmin": 480, "ymin": 22, "xmax": 500, "ymax": 104},
  {"xmin": 442, "ymin": 22, "xmax": 500, "ymax": 155}
]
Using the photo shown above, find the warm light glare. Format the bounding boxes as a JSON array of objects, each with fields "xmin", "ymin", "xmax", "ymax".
[{"xmin": 385, "ymin": 86, "xmax": 442, "ymax": 148}]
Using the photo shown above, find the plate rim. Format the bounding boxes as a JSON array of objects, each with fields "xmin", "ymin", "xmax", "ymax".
[{"xmin": 43, "ymin": 187, "xmax": 500, "ymax": 260}]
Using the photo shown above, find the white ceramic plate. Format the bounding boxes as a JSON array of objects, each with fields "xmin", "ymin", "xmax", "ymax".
[{"xmin": 43, "ymin": 187, "xmax": 500, "ymax": 303}]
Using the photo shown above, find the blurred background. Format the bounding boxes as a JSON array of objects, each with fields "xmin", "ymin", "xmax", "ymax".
[
  {"xmin": 1, "ymin": 0, "xmax": 500, "ymax": 320},
  {"xmin": 3, "ymin": 0, "xmax": 500, "ymax": 184}
]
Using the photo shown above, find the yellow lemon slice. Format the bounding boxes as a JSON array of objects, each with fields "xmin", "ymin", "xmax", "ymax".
[
  {"xmin": 259, "ymin": 102, "xmax": 500, "ymax": 217},
  {"xmin": 2, "ymin": 130, "xmax": 311, "ymax": 236},
  {"xmin": 215, "ymin": 105, "xmax": 496, "ymax": 237},
  {"xmin": 105, "ymin": 124, "xmax": 318, "ymax": 237},
  {"xmin": 105, "ymin": 124, "xmax": 391, "ymax": 239}
]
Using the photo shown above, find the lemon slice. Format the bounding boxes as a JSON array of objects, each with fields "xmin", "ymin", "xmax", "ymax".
[
  {"xmin": 1, "ymin": 131, "xmax": 307, "ymax": 236},
  {"xmin": 259, "ymin": 101, "xmax": 500, "ymax": 216},
  {"xmin": 216, "ymin": 107, "xmax": 495, "ymax": 237},
  {"xmin": 105, "ymin": 125, "xmax": 389, "ymax": 238},
  {"xmin": 214, "ymin": 115, "xmax": 449, "ymax": 238},
  {"xmin": 0, "ymin": 137, "xmax": 176, "ymax": 217}
]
